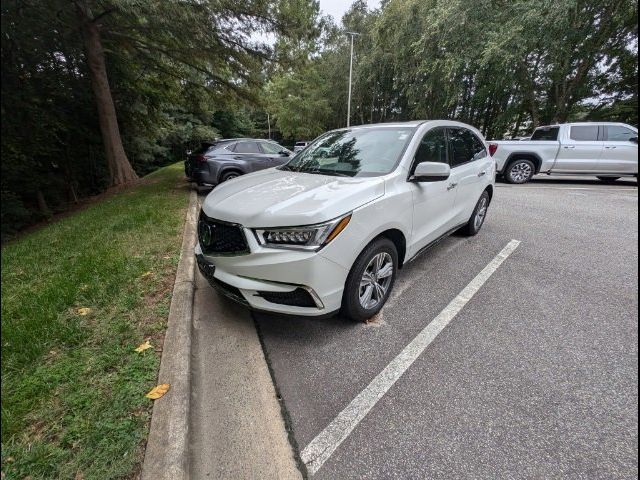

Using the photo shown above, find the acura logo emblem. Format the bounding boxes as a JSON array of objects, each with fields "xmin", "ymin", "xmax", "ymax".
[{"xmin": 198, "ymin": 221, "xmax": 214, "ymax": 247}]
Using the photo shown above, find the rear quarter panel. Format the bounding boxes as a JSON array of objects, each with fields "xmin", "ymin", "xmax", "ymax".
[{"xmin": 491, "ymin": 140, "xmax": 560, "ymax": 172}]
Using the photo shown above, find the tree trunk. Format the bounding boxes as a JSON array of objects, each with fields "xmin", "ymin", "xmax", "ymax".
[
  {"xmin": 36, "ymin": 190, "xmax": 50, "ymax": 217},
  {"xmin": 76, "ymin": 1, "xmax": 138, "ymax": 186},
  {"xmin": 512, "ymin": 109, "xmax": 523, "ymax": 138}
]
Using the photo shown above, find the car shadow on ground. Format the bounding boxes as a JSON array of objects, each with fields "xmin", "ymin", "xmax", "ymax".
[{"xmin": 497, "ymin": 176, "xmax": 638, "ymax": 187}]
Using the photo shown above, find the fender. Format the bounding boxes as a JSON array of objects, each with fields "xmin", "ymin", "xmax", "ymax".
[
  {"xmin": 216, "ymin": 164, "xmax": 245, "ymax": 183},
  {"xmin": 503, "ymin": 152, "xmax": 545, "ymax": 174}
]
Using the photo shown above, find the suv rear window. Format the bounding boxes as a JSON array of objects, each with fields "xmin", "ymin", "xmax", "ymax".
[
  {"xmin": 570, "ymin": 126, "xmax": 599, "ymax": 141},
  {"xmin": 531, "ymin": 127, "xmax": 559, "ymax": 141},
  {"xmin": 193, "ymin": 142, "xmax": 216, "ymax": 154}
]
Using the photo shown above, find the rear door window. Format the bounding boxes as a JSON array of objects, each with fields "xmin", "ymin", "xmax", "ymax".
[
  {"xmin": 447, "ymin": 128, "xmax": 487, "ymax": 168},
  {"xmin": 570, "ymin": 126, "xmax": 599, "ymax": 141},
  {"xmin": 531, "ymin": 127, "xmax": 559, "ymax": 141},
  {"xmin": 606, "ymin": 126, "xmax": 637, "ymax": 142},
  {"xmin": 233, "ymin": 141, "xmax": 261, "ymax": 154}
]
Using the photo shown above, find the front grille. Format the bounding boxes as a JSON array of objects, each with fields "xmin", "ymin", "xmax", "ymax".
[
  {"xmin": 198, "ymin": 211, "xmax": 249, "ymax": 255},
  {"xmin": 256, "ymin": 288, "xmax": 317, "ymax": 308}
]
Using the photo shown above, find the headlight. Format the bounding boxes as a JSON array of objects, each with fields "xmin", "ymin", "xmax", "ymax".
[{"xmin": 253, "ymin": 213, "xmax": 352, "ymax": 251}]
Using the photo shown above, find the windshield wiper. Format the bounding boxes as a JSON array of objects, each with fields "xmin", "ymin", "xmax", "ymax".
[{"xmin": 306, "ymin": 169, "xmax": 353, "ymax": 177}]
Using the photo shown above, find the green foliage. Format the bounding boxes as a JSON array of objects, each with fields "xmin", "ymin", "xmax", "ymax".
[
  {"xmin": 212, "ymin": 110, "xmax": 257, "ymax": 138},
  {"xmin": 267, "ymin": 0, "xmax": 637, "ymax": 141},
  {"xmin": 1, "ymin": 0, "xmax": 317, "ymax": 237},
  {"xmin": 266, "ymin": 65, "xmax": 331, "ymax": 139},
  {"xmin": 1, "ymin": 163, "xmax": 188, "ymax": 479}
]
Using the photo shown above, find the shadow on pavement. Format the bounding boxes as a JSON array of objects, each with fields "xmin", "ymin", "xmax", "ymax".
[{"xmin": 498, "ymin": 176, "xmax": 638, "ymax": 187}]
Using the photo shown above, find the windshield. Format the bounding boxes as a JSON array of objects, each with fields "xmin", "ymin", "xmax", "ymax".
[{"xmin": 281, "ymin": 127, "xmax": 416, "ymax": 177}]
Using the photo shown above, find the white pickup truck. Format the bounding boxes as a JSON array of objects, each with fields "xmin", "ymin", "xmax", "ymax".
[{"xmin": 490, "ymin": 122, "xmax": 638, "ymax": 184}]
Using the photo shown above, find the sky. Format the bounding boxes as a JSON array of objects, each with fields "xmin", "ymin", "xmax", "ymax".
[{"xmin": 318, "ymin": 0, "xmax": 381, "ymax": 23}]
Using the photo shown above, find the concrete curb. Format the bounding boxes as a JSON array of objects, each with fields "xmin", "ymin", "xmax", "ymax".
[{"xmin": 141, "ymin": 189, "xmax": 198, "ymax": 480}]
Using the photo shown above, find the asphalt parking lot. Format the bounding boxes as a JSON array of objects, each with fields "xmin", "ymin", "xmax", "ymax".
[{"xmin": 251, "ymin": 176, "xmax": 638, "ymax": 479}]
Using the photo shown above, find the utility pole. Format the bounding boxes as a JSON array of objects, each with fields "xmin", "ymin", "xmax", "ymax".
[
  {"xmin": 267, "ymin": 113, "xmax": 271, "ymax": 139},
  {"xmin": 346, "ymin": 31, "xmax": 359, "ymax": 128}
]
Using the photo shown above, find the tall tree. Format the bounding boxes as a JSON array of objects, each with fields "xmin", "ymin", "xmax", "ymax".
[{"xmin": 75, "ymin": 1, "xmax": 138, "ymax": 185}]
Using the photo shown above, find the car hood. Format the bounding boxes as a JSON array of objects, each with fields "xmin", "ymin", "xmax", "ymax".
[{"xmin": 201, "ymin": 168, "xmax": 385, "ymax": 227}]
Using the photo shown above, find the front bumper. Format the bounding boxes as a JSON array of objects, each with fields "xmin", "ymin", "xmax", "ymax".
[{"xmin": 194, "ymin": 239, "xmax": 348, "ymax": 316}]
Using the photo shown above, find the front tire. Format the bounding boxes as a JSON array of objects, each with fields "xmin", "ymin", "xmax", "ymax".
[
  {"xmin": 342, "ymin": 238, "xmax": 398, "ymax": 322},
  {"xmin": 504, "ymin": 159, "xmax": 535, "ymax": 184},
  {"xmin": 459, "ymin": 190, "xmax": 490, "ymax": 236},
  {"xmin": 597, "ymin": 176, "xmax": 620, "ymax": 184}
]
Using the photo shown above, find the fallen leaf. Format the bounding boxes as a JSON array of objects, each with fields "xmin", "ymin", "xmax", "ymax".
[
  {"xmin": 134, "ymin": 340, "xmax": 152, "ymax": 353},
  {"xmin": 76, "ymin": 307, "xmax": 91, "ymax": 316},
  {"xmin": 145, "ymin": 384, "xmax": 170, "ymax": 400},
  {"xmin": 141, "ymin": 271, "xmax": 153, "ymax": 278}
]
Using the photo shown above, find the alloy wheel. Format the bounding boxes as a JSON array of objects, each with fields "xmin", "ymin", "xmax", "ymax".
[
  {"xmin": 474, "ymin": 197, "xmax": 488, "ymax": 230},
  {"xmin": 510, "ymin": 162, "xmax": 532, "ymax": 183},
  {"xmin": 359, "ymin": 252, "xmax": 394, "ymax": 309}
]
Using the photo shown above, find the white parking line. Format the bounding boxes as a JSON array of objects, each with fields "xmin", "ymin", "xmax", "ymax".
[{"xmin": 300, "ymin": 239, "xmax": 521, "ymax": 475}]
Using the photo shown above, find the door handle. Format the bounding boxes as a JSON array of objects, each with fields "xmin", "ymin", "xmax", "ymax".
[
  {"xmin": 478, "ymin": 170, "xmax": 487, "ymax": 177},
  {"xmin": 447, "ymin": 182, "xmax": 458, "ymax": 191},
  {"xmin": 604, "ymin": 146, "xmax": 617, "ymax": 149},
  {"xmin": 563, "ymin": 145, "xmax": 576, "ymax": 149}
]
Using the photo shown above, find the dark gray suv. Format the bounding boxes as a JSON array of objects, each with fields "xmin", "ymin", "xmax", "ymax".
[{"xmin": 185, "ymin": 138, "xmax": 293, "ymax": 187}]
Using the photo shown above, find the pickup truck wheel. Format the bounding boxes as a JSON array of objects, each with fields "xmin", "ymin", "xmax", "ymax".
[
  {"xmin": 597, "ymin": 176, "xmax": 620, "ymax": 184},
  {"xmin": 460, "ymin": 191, "xmax": 490, "ymax": 236},
  {"xmin": 342, "ymin": 238, "xmax": 397, "ymax": 322},
  {"xmin": 505, "ymin": 159, "xmax": 535, "ymax": 184}
]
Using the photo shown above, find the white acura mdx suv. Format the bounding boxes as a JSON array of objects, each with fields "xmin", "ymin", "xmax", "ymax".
[{"xmin": 195, "ymin": 120, "xmax": 496, "ymax": 321}]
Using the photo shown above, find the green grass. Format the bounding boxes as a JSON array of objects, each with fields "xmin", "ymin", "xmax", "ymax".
[{"xmin": 1, "ymin": 163, "xmax": 190, "ymax": 479}]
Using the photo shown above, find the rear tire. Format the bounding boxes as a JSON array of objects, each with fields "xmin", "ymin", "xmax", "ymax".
[
  {"xmin": 220, "ymin": 171, "xmax": 241, "ymax": 182},
  {"xmin": 342, "ymin": 238, "xmax": 398, "ymax": 322},
  {"xmin": 597, "ymin": 176, "xmax": 620, "ymax": 184},
  {"xmin": 504, "ymin": 159, "xmax": 535, "ymax": 184},
  {"xmin": 459, "ymin": 191, "xmax": 490, "ymax": 236}
]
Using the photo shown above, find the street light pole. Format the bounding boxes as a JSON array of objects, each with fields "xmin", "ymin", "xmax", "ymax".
[
  {"xmin": 267, "ymin": 113, "xmax": 271, "ymax": 139},
  {"xmin": 346, "ymin": 31, "xmax": 359, "ymax": 128}
]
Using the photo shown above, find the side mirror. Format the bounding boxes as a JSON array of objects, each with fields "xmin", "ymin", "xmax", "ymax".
[
  {"xmin": 630, "ymin": 136, "xmax": 638, "ymax": 144},
  {"xmin": 279, "ymin": 150, "xmax": 290, "ymax": 157},
  {"xmin": 409, "ymin": 161, "xmax": 451, "ymax": 182}
]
